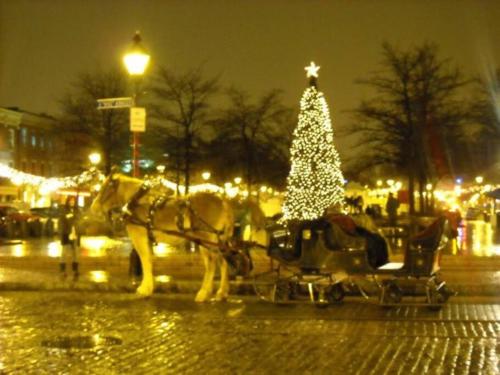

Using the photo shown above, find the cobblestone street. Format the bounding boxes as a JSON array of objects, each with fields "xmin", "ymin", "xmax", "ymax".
[{"xmin": 0, "ymin": 292, "xmax": 498, "ymax": 374}]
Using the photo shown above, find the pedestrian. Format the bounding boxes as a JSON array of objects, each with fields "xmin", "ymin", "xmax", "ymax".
[
  {"xmin": 385, "ymin": 192, "xmax": 400, "ymax": 226},
  {"xmin": 355, "ymin": 195, "xmax": 364, "ymax": 214},
  {"xmin": 59, "ymin": 196, "xmax": 81, "ymax": 281}
]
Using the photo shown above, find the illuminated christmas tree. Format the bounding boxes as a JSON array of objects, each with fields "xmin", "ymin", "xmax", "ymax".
[{"xmin": 281, "ymin": 62, "xmax": 345, "ymax": 221}]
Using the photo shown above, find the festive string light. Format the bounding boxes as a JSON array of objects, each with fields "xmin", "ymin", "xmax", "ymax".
[
  {"xmin": 0, "ymin": 163, "xmax": 101, "ymax": 190},
  {"xmin": 281, "ymin": 64, "xmax": 345, "ymax": 221}
]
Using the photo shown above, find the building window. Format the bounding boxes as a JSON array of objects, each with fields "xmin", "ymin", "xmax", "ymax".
[
  {"xmin": 31, "ymin": 134, "xmax": 36, "ymax": 147},
  {"xmin": 39, "ymin": 136, "xmax": 45, "ymax": 149},
  {"xmin": 8, "ymin": 129, "xmax": 15, "ymax": 149},
  {"xmin": 21, "ymin": 128, "xmax": 28, "ymax": 146}
]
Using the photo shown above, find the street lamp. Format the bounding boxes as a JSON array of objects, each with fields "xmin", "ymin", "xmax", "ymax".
[
  {"xmin": 201, "ymin": 171, "xmax": 211, "ymax": 181},
  {"xmin": 123, "ymin": 31, "xmax": 150, "ymax": 178},
  {"xmin": 123, "ymin": 32, "xmax": 150, "ymax": 76},
  {"xmin": 88, "ymin": 152, "xmax": 101, "ymax": 167}
]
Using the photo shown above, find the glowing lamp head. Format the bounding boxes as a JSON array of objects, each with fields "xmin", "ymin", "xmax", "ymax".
[
  {"xmin": 88, "ymin": 152, "xmax": 101, "ymax": 166},
  {"xmin": 234, "ymin": 177, "xmax": 242, "ymax": 184},
  {"xmin": 123, "ymin": 32, "xmax": 150, "ymax": 76},
  {"xmin": 201, "ymin": 171, "xmax": 211, "ymax": 181},
  {"xmin": 475, "ymin": 176, "xmax": 483, "ymax": 184}
]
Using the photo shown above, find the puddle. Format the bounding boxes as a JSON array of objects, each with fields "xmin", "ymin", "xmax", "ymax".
[{"xmin": 41, "ymin": 335, "xmax": 122, "ymax": 349}]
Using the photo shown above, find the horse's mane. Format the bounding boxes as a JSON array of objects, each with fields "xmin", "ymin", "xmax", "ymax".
[{"xmin": 114, "ymin": 173, "xmax": 143, "ymax": 185}]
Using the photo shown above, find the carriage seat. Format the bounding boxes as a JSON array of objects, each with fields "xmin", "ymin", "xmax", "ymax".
[{"xmin": 410, "ymin": 216, "xmax": 447, "ymax": 251}]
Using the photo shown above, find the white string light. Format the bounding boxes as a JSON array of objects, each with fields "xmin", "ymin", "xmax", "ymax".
[{"xmin": 282, "ymin": 67, "xmax": 345, "ymax": 222}]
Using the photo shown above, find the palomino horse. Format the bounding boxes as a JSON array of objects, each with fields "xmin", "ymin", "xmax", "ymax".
[{"xmin": 90, "ymin": 173, "xmax": 234, "ymax": 302}]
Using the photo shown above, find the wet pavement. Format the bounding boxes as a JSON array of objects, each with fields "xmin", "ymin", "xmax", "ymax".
[
  {"xmin": 0, "ymin": 292, "xmax": 498, "ymax": 374},
  {"xmin": 0, "ymin": 219, "xmax": 498, "ymax": 373},
  {"xmin": 0, "ymin": 220, "xmax": 499, "ymax": 296}
]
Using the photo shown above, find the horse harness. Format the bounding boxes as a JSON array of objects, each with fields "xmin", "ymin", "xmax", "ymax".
[{"xmin": 122, "ymin": 182, "xmax": 229, "ymax": 251}]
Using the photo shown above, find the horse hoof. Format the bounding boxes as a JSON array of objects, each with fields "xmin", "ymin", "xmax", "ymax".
[
  {"xmin": 215, "ymin": 292, "xmax": 228, "ymax": 302},
  {"xmin": 136, "ymin": 285, "xmax": 153, "ymax": 297},
  {"xmin": 195, "ymin": 290, "xmax": 211, "ymax": 303}
]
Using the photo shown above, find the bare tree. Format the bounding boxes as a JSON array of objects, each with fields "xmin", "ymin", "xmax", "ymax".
[
  {"xmin": 148, "ymin": 67, "xmax": 219, "ymax": 194},
  {"xmin": 59, "ymin": 68, "xmax": 129, "ymax": 174},
  {"xmin": 347, "ymin": 42, "xmax": 469, "ymax": 215},
  {"xmin": 210, "ymin": 88, "xmax": 294, "ymax": 190},
  {"xmin": 466, "ymin": 69, "xmax": 500, "ymax": 176}
]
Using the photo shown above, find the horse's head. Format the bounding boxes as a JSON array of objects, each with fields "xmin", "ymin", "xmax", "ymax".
[{"xmin": 91, "ymin": 173, "xmax": 121, "ymax": 215}]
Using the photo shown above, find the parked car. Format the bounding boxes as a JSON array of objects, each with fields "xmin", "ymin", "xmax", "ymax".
[
  {"xmin": 30, "ymin": 206, "xmax": 64, "ymax": 236},
  {"xmin": 0, "ymin": 205, "xmax": 43, "ymax": 238}
]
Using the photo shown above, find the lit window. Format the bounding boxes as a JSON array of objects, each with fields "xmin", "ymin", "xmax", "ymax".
[
  {"xmin": 21, "ymin": 128, "xmax": 27, "ymax": 145},
  {"xmin": 8, "ymin": 129, "xmax": 15, "ymax": 149}
]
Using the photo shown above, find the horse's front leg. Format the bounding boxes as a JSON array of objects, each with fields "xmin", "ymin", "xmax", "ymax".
[
  {"xmin": 195, "ymin": 247, "xmax": 216, "ymax": 302},
  {"xmin": 215, "ymin": 254, "xmax": 230, "ymax": 301},
  {"xmin": 127, "ymin": 225, "xmax": 154, "ymax": 297}
]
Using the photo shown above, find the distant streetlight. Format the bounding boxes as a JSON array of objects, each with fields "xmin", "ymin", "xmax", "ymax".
[
  {"xmin": 475, "ymin": 176, "xmax": 484, "ymax": 184},
  {"xmin": 88, "ymin": 152, "xmax": 101, "ymax": 166},
  {"xmin": 123, "ymin": 31, "xmax": 150, "ymax": 178},
  {"xmin": 202, "ymin": 171, "xmax": 211, "ymax": 181},
  {"xmin": 234, "ymin": 176, "xmax": 242, "ymax": 185}
]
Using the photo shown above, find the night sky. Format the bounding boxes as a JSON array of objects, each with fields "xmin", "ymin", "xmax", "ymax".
[{"xmin": 1, "ymin": 0, "xmax": 500, "ymax": 158}]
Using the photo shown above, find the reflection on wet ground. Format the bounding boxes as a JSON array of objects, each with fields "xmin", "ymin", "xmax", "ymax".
[
  {"xmin": 0, "ymin": 236, "xmax": 132, "ymax": 258},
  {"xmin": 374, "ymin": 220, "xmax": 499, "ymax": 257},
  {"xmin": 0, "ymin": 220, "xmax": 498, "ymax": 259}
]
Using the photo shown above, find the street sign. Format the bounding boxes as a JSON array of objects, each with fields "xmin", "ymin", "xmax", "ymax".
[
  {"xmin": 97, "ymin": 97, "xmax": 133, "ymax": 110},
  {"xmin": 130, "ymin": 107, "xmax": 146, "ymax": 132}
]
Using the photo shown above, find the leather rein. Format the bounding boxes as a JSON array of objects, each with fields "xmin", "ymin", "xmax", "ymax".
[{"xmin": 119, "ymin": 181, "xmax": 230, "ymax": 251}]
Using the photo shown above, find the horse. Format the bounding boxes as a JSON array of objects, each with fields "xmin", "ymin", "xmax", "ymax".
[{"xmin": 90, "ymin": 172, "xmax": 234, "ymax": 302}]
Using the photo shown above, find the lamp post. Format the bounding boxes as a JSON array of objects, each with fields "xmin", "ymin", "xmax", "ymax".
[{"xmin": 123, "ymin": 31, "xmax": 150, "ymax": 177}]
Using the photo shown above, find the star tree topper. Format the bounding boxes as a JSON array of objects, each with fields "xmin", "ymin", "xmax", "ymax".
[{"xmin": 305, "ymin": 61, "xmax": 320, "ymax": 78}]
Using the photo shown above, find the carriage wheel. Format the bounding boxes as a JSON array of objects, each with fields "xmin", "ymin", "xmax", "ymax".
[
  {"xmin": 327, "ymin": 283, "xmax": 345, "ymax": 303},
  {"xmin": 427, "ymin": 284, "xmax": 452, "ymax": 311},
  {"xmin": 274, "ymin": 280, "xmax": 293, "ymax": 303},
  {"xmin": 253, "ymin": 270, "xmax": 280, "ymax": 302},
  {"xmin": 383, "ymin": 282, "xmax": 403, "ymax": 304}
]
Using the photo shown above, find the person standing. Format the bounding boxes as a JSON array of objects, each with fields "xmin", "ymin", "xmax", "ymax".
[
  {"xmin": 385, "ymin": 192, "xmax": 400, "ymax": 226},
  {"xmin": 59, "ymin": 196, "xmax": 80, "ymax": 281}
]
